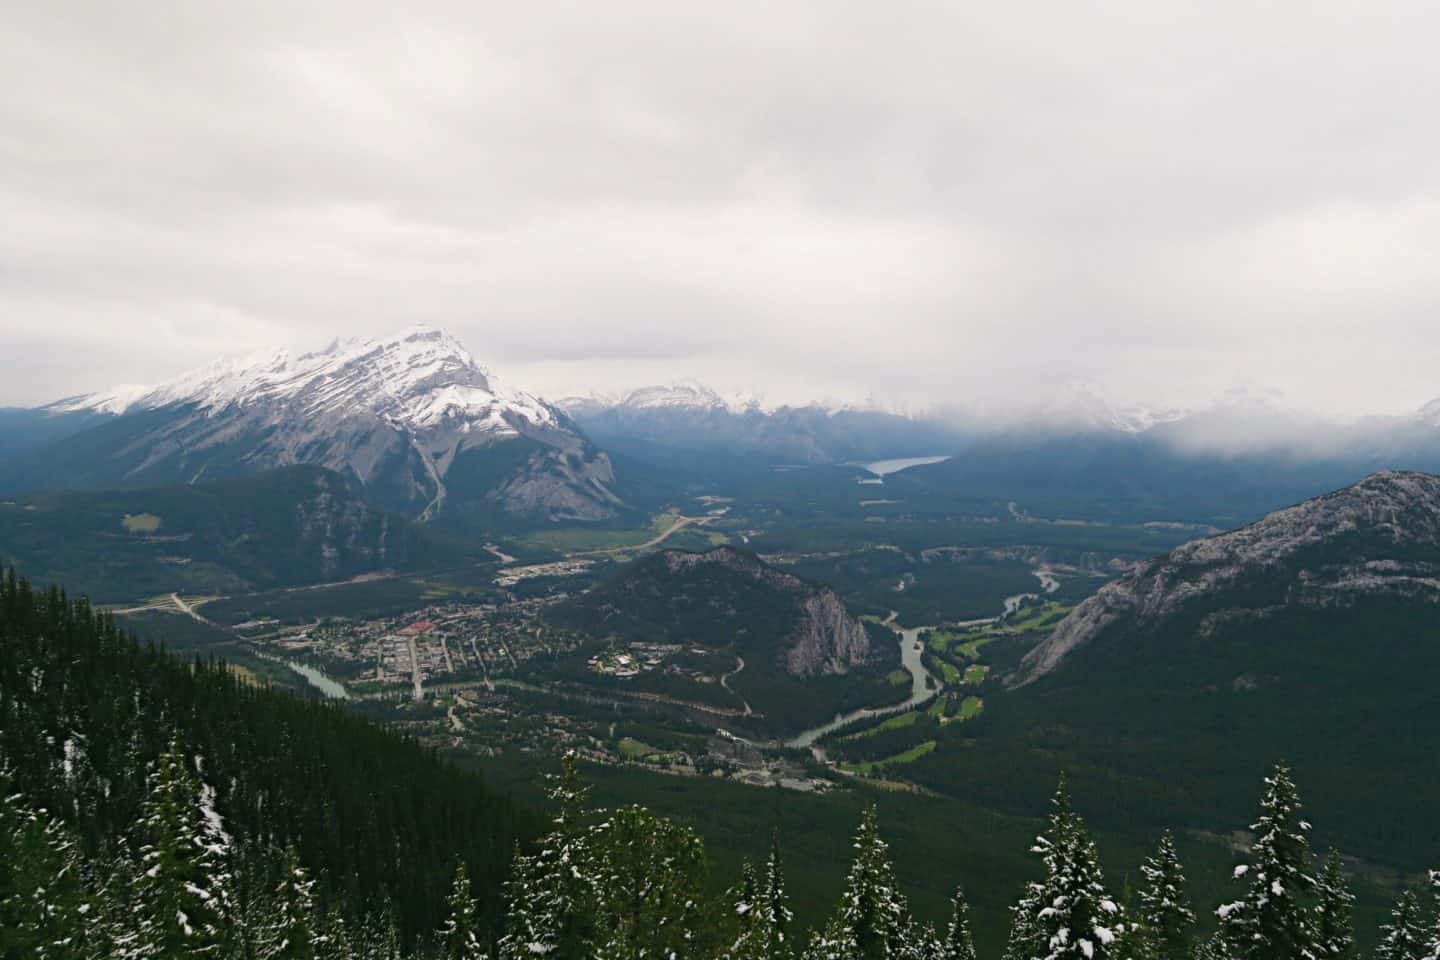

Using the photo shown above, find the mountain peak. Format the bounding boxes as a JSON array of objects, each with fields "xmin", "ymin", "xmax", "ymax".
[
  {"xmin": 23, "ymin": 326, "xmax": 622, "ymax": 524},
  {"xmin": 44, "ymin": 326, "xmax": 539, "ymax": 431}
]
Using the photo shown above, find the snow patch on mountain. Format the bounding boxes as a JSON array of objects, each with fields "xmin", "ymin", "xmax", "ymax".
[{"xmin": 58, "ymin": 326, "xmax": 561, "ymax": 438}]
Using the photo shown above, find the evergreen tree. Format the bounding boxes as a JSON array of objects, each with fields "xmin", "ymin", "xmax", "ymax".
[
  {"xmin": 1009, "ymin": 778, "xmax": 1126, "ymax": 960},
  {"xmin": 263, "ymin": 843, "xmax": 320, "ymax": 960},
  {"xmin": 938, "ymin": 886, "xmax": 977, "ymax": 960},
  {"xmin": 584, "ymin": 803, "xmax": 710, "ymax": 960},
  {"xmin": 728, "ymin": 835, "xmax": 795, "ymax": 960},
  {"xmin": 1000, "ymin": 882, "xmax": 1044, "ymax": 960},
  {"xmin": 1375, "ymin": 890, "xmax": 1426, "ymax": 960},
  {"xmin": 1217, "ymin": 763, "xmax": 1316, "ymax": 960},
  {"xmin": 805, "ymin": 804, "xmax": 933, "ymax": 960},
  {"xmin": 0, "ymin": 762, "xmax": 89, "ymax": 960},
  {"xmin": 497, "ymin": 755, "xmax": 595, "ymax": 960},
  {"xmin": 1426, "ymin": 871, "xmax": 1440, "ymax": 960},
  {"xmin": 353, "ymin": 903, "xmax": 405, "ymax": 960},
  {"xmin": 439, "ymin": 861, "xmax": 485, "ymax": 960},
  {"xmin": 1312, "ymin": 850, "xmax": 1354, "ymax": 960},
  {"xmin": 499, "ymin": 756, "xmax": 709, "ymax": 960},
  {"xmin": 316, "ymin": 908, "xmax": 354, "ymax": 960},
  {"xmin": 1137, "ymin": 831, "xmax": 1196, "ymax": 960},
  {"xmin": 131, "ymin": 740, "xmax": 235, "ymax": 958}
]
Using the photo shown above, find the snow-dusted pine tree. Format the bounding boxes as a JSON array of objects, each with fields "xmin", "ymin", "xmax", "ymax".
[
  {"xmin": 728, "ymin": 835, "xmax": 796, "ymax": 960},
  {"xmin": 803, "ymin": 804, "xmax": 934, "ymax": 960},
  {"xmin": 131, "ymin": 740, "xmax": 235, "ymax": 958},
  {"xmin": 1375, "ymin": 890, "xmax": 1426, "ymax": 960},
  {"xmin": 372, "ymin": 904, "xmax": 407, "ymax": 960},
  {"xmin": 0, "ymin": 761, "xmax": 90, "ymax": 960},
  {"xmin": 1001, "ymin": 883, "xmax": 1045, "ymax": 960},
  {"xmin": 1216, "ymin": 763, "xmax": 1316, "ymax": 960},
  {"xmin": 439, "ymin": 861, "xmax": 485, "ymax": 960},
  {"xmin": 496, "ymin": 755, "xmax": 596, "ymax": 960},
  {"xmin": 1010, "ymin": 778, "xmax": 1127, "ymax": 960},
  {"xmin": 1311, "ymin": 849, "xmax": 1354, "ymax": 960},
  {"xmin": 583, "ymin": 803, "xmax": 709, "ymax": 960},
  {"xmin": 1426, "ymin": 870, "xmax": 1440, "ymax": 960},
  {"xmin": 938, "ymin": 886, "xmax": 977, "ymax": 960},
  {"xmin": 1137, "ymin": 830, "xmax": 1196, "ymax": 960},
  {"xmin": 262, "ymin": 843, "xmax": 320, "ymax": 960}
]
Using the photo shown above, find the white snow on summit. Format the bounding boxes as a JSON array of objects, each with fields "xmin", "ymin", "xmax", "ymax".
[{"xmin": 51, "ymin": 326, "xmax": 561, "ymax": 436}]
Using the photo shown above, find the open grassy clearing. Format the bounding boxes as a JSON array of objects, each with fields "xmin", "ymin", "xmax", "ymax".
[
  {"xmin": 964, "ymin": 664, "xmax": 989, "ymax": 685},
  {"xmin": 1007, "ymin": 600, "xmax": 1070, "ymax": 631},
  {"xmin": 958, "ymin": 696, "xmax": 984, "ymax": 721},
  {"xmin": 840, "ymin": 710, "xmax": 920, "ymax": 741},
  {"xmin": 843, "ymin": 739, "xmax": 937, "ymax": 774},
  {"xmin": 121, "ymin": 512, "xmax": 163, "ymax": 533},
  {"xmin": 520, "ymin": 513, "xmax": 679, "ymax": 554}
]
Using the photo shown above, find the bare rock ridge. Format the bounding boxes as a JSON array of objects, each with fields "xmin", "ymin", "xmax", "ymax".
[
  {"xmin": 1016, "ymin": 470, "xmax": 1440, "ymax": 684},
  {"xmin": 661, "ymin": 547, "xmax": 871, "ymax": 677}
]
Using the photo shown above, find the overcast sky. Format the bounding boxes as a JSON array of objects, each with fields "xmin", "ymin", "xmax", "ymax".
[{"xmin": 3, "ymin": 1, "xmax": 1439, "ymax": 416}]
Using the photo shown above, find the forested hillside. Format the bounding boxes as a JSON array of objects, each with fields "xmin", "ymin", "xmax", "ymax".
[
  {"xmin": 0, "ymin": 466, "xmax": 472, "ymax": 601},
  {"xmin": 5, "ymin": 567, "xmax": 1438, "ymax": 959},
  {"xmin": 0, "ymin": 568, "xmax": 536, "ymax": 953}
]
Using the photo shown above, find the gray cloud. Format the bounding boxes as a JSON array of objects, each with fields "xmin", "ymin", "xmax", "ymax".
[{"xmin": 3, "ymin": 1, "xmax": 1439, "ymax": 416}]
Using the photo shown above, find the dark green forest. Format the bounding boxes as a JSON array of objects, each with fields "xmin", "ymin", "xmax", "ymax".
[{"xmin": 5, "ymin": 567, "xmax": 1440, "ymax": 959}]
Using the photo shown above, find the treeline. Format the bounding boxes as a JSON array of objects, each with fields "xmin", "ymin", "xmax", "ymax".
[
  {"xmin": 9, "ymin": 747, "xmax": 1439, "ymax": 960},
  {"xmin": 0, "ymin": 569, "xmax": 538, "ymax": 950}
]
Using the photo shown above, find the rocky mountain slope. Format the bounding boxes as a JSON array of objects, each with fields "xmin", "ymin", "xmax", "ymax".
[
  {"xmin": 5, "ymin": 327, "xmax": 623, "ymax": 528},
  {"xmin": 1016, "ymin": 470, "xmax": 1440, "ymax": 683}
]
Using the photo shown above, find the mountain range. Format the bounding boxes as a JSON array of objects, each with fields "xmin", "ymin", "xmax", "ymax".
[{"xmin": 13, "ymin": 327, "xmax": 1440, "ymax": 536}]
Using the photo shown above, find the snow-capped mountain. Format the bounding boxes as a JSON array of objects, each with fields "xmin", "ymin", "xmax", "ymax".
[
  {"xmin": 18, "ymin": 327, "xmax": 624, "ymax": 525},
  {"xmin": 558, "ymin": 382, "xmax": 765, "ymax": 418},
  {"xmin": 564, "ymin": 382, "xmax": 967, "ymax": 464},
  {"xmin": 1019, "ymin": 381, "xmax": 1189, "ymax": 435}
]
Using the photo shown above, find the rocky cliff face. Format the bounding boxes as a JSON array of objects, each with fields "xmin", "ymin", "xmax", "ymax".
[
  {"xmin": 785, "ymin": 591, "xmax": 872, "ymax": 677},
  {"xmin": 1016, "ymin": 471, "xmax": 1440, "ymax": 684}
]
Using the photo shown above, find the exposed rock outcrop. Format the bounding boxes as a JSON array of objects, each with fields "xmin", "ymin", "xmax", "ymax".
[
  {"xmin": 785, "ymin": 590, "xmax": 871, "ymax": 678},
  {"xmin": 1015, "ymin": 471, "xmax": 1440, "ymax": 684}
]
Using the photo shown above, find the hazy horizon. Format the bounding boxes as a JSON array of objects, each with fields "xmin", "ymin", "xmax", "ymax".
[{"xmin": 4, "ymin": 2, "xmax": 1439, "ymax": 418}]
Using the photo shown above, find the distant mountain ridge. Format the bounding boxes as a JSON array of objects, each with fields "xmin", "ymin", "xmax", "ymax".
[
  {"xmin": 1018, "ymin": 470, "xmax": 1440, "ymax": 683},
  {"xmin": 563, "ymin": 386, "xmax": 965, "ymax": 465},
  {"xmin": 4, "ymin": 327, "xmax": 624, "ymax": 528}
]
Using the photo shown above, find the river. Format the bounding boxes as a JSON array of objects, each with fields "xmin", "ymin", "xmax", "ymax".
[
  {"xmin": 783, "ymin": 566, "xmax": 1060, "ymax": 749},
  {"xmin": 285, "ymin": 660, "xmax": 349, "ymax": 700},
  {"xmin": 785, "ymin": 622, "xmax": 937, "ymax": 748},
  {"xmin": 854, "ymin": 455, "xmax": 952, "ymax": 479}
]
